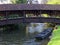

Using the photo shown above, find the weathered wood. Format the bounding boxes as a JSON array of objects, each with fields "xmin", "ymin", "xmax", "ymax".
[
  {"xmin": 0, "ymin": 4, "xmax": 60, "ymax": 25},
  {"xmin": 0, "ymin": 4, "xmax": 60, "ymax": 11},
  {"xmin": 0, "ymin": 4, "xmax": 60, "ymax": 16},
  {"xmin": 0, "ymin": 17, "xmax": 60, "ymax": 25}
]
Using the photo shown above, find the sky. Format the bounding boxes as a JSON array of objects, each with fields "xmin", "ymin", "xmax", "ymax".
[{"xmin": 38, "ymin": 0, "xmax": 42, "ymax": 4}]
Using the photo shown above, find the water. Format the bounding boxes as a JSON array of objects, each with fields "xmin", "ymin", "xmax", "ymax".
[{"xmin": 0, "ymin": 23, "xmax": 49, "ymax": 45}]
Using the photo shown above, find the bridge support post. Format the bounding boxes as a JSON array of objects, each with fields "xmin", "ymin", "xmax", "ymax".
[
  {"xmin": 5, "ymin": 11, "xmax": 8, "ymax": 19},
  {"xmin": 23, "ymin": 11, "xmax": 26, "ymax": 23}
]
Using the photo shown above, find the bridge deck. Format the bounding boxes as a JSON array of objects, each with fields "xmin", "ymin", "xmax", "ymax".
[{"xmin": 0, "ymin": 4, "xmax": 60, "ymax": 25}]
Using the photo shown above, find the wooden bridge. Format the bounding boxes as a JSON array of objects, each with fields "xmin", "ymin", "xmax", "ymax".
[{"xmin": 0, "ymin": 4, "xmax": 60, "ymax": 25}]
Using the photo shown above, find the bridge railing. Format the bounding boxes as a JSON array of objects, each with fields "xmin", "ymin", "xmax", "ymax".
[{"xmin": 0, "ymin": 4, "xmax": 60, "ymax": 25}]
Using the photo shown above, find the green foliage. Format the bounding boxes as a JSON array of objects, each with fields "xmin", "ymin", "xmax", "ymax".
[
  {"xmin": 47, "ymin": 0, "xmax": 60, "ymax": 4},
  {"xmin": 48, "ymin": 26, "xmax": 60, "ymax": 45},
  {"xmin": 11, "ymin": 0, "xmax": 16, "ymax": 4},
  {"xmin": 8, "ymin": 14, "xmax": 19, "ymax": 19},
  {"xmin": 11, "ymin": 0, "xmax": 27, "ymax": 4},
  {"xmin": 0, "ymin": 16, "xmax": 5, "ymax": 20},
  {"xmin": 47, "ymin": 0, "xmax": 60, "ymax": 17}
]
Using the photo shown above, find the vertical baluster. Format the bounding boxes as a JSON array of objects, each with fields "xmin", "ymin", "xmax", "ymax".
[
  {"xmin": 39, "ymin": 10, "xmax": 41, "ymax": 17},
  {"xmin": 23, "ymin": 11, "xmax": 26, "ymax": 23},
  {"xmin": 5, "ymin": 11, "xmax": 8, "ymax": 20}
]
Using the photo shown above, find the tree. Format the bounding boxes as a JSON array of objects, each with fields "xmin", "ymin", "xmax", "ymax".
[
  {"xmin": 11, "ymin": 0, "xmax": 27, "ymax": 4},
  {"xmin": 46, "ymin": 0, "xmax": 60, "ymax": 17},
  {"xmin": 47, "ymin": 1, "xmax": 60, "ymax": 45},
  {"xmin": 47, "ymin": 0, "xmax": 60, "ymax": 4}
]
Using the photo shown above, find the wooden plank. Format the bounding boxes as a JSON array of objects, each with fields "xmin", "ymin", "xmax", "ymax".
[
  {"xmin": 24, "ymin": 17, "xmax": 60, "ymax": 23},
  {"xmin": 0, "ymin": 4, "xmax": 60, "ymax": 11},
  {"xmin": 0, "ymin": 17, "xmax": 60, "ymax": 25}
]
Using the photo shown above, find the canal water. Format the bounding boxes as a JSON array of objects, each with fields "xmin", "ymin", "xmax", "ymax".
[{"xmin": 0, "ymin": 23, "xmax": 50, "ymax": 45}]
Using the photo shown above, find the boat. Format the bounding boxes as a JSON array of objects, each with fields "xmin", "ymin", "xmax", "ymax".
[{"xmin": 35, "ymin": 28, "xmax": 53, "ymax": 40}]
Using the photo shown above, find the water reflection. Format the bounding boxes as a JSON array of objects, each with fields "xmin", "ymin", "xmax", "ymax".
[
  {"xmin": 27, "ymin": 23, "xmax": 46, "ymax": 33},
  {"xmin": 0, "ymin": 23, "xmax": 49, "ymax": 45}
]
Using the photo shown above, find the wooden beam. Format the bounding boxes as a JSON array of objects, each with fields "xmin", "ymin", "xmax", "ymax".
[
  {"xmin": 0, "ymin": 17, "xmax": 60, "ymax": 25},
  {"xmin": 0, "ymin": 4, "xmax": 60, "ymax": 11}
]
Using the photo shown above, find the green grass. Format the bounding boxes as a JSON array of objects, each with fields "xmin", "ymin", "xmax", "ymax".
[{"xmin": 48, "ymin": 25, "xmax": 60, "ymax": 45}]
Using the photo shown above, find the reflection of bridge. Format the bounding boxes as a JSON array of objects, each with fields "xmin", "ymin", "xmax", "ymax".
[{"xmin": 0, "ymin": 4, "xmax": 60, "ymax": 25}]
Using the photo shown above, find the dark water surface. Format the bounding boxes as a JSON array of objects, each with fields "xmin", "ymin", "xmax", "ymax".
[{"xmin": 0, "ymin": 24, "xmax": 49, "ymax": 45}]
